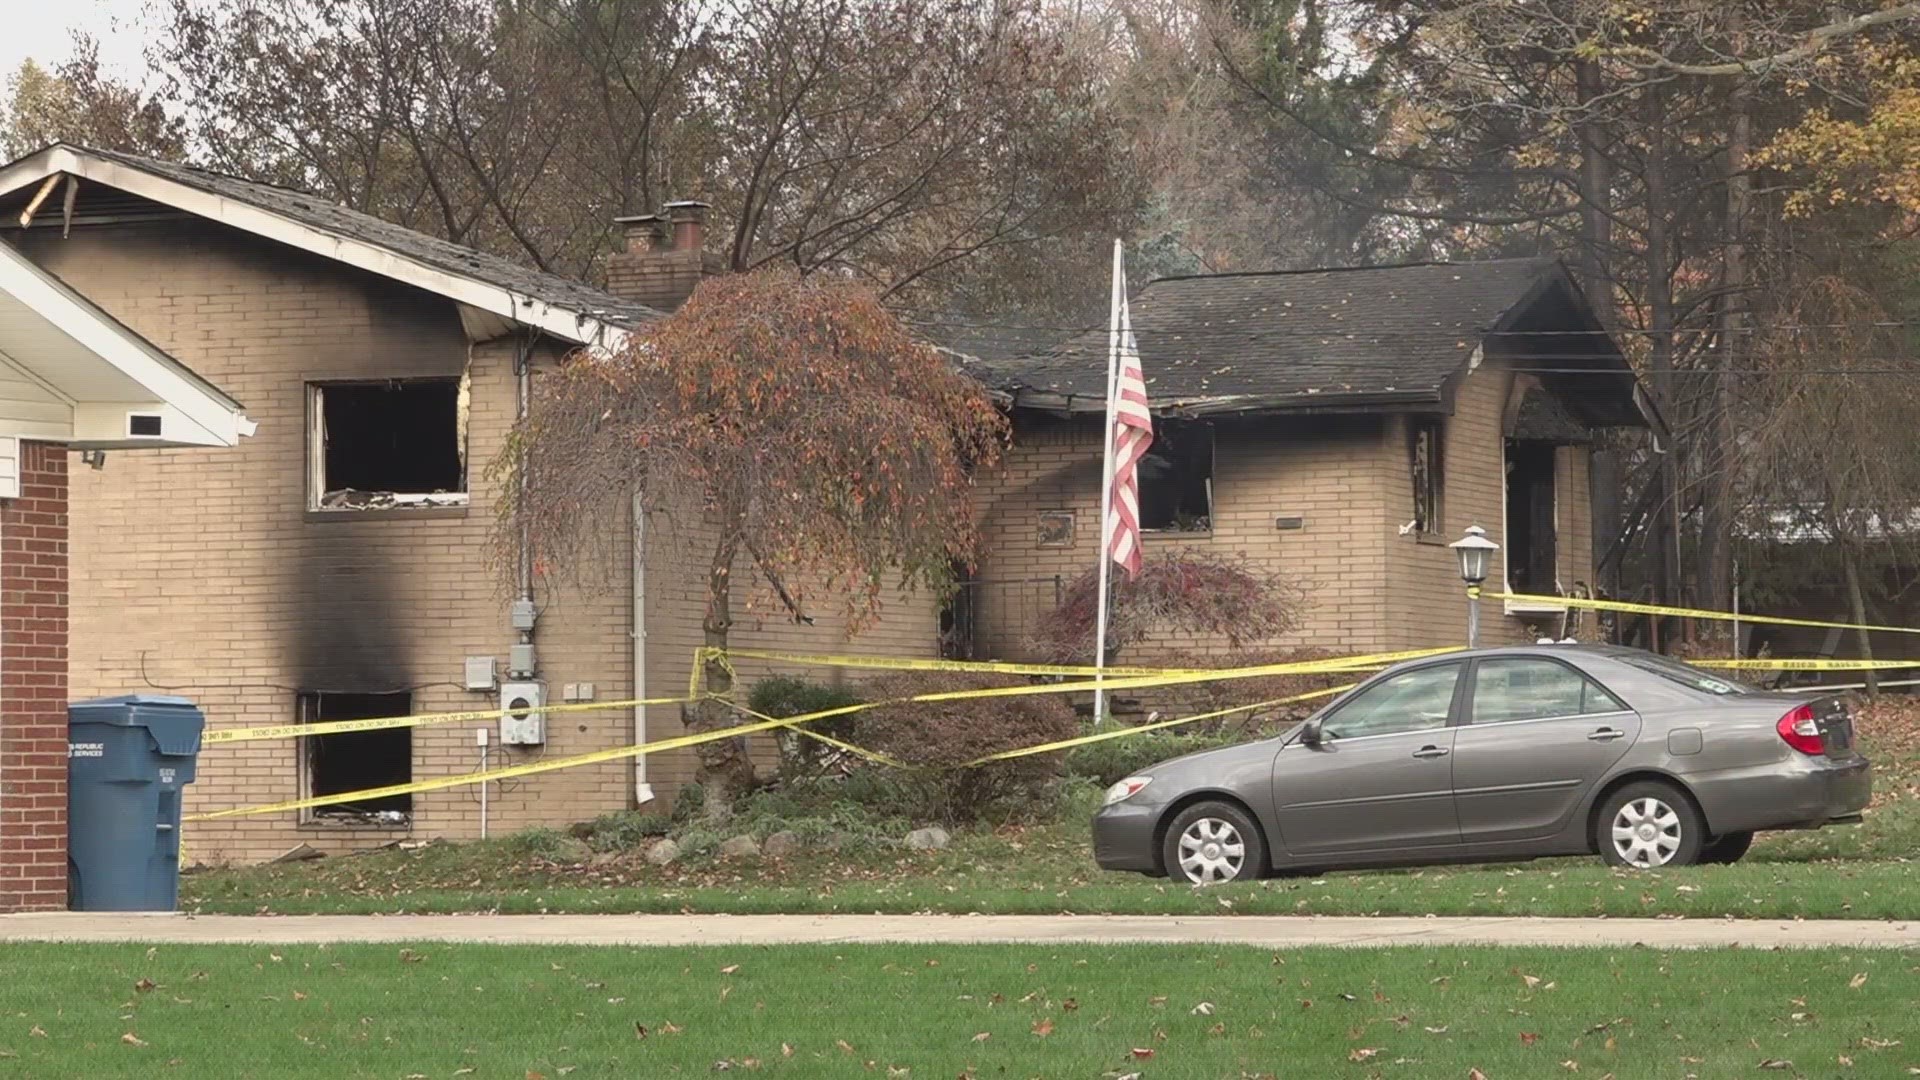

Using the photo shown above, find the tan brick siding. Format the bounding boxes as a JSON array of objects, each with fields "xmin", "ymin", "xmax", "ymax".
[{"xmin": 20, "ymin": 219, "xmax": 938, "ymax": 863}]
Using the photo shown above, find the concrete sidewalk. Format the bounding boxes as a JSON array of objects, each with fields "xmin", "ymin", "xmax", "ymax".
[{"xmin": 2, "ymin": 913, "xmax": 1917, "ymax": 949}]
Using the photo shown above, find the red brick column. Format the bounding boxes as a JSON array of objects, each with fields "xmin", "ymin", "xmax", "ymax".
[{"xmin": 0, "ymin": 442, "xmax": 69, "ymax": 912}]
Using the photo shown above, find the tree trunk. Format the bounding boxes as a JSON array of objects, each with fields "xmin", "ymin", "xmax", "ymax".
[
  {"xmin": 691, "ymin": 531, "xmax": 756, "ymax": 817},
  {"xmin": 1843, "ymin": 547, "xmax": 1880, "ymax": 697},
  {"xmin": 1642, "ymin": 85, "xmax": 1684, "ymax": 645},
  {"xmin": 1697, "ymin": 29, "xmax": 1751, "ymax": 615}
]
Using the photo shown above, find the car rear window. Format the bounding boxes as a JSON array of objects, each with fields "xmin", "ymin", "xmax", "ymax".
[{"xmin": 1617, "ymin": 654, "xmax": 1757, "ymax": 696}]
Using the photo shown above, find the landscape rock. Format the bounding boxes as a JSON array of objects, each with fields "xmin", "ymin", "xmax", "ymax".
[
  {"xmin": 551, "ymin": 837, "xmax": 594, "ymax": 863},
  {"xmin": 905, "ymin": 827, "xmax": 950, "ymax": 851},
  {"xmin": 718, "ymin": 834, "xmax": 762, "ymax": 859},
  {"xmin": 761, "ymin": 830, "xmax": 801, "ymax": 859},
  {"xmin": 644, "ymin": 838, "xmax": 681, "ymax": 865}
]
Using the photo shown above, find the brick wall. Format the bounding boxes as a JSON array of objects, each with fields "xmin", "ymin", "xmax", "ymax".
[
  {"xmin": 0, "ymin": 441, "xmax": 69, "ymax": 911},
  {"xmin": 18, "ymin": 218, "xmax": 939, "ymax": 863},
  {"xmin": 970, "ymin": 412, "xmax": 1395, "ymax": 664}
]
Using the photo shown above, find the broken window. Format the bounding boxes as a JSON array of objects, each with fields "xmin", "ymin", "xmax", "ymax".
[
  {"xmin": 309, "ymin": 379, "xmax": 466, "ymax": 509},
  {"xmin": 1410, "ymin": 417, "xmax": 1443, "ymax": 535},
  {"xmin": 298, "ymin": 691, "xmax": 412, "ymax": 825},
  {"xmin": 1139, "ymin": 419, "xmax": 1213, "ymax": 532},
  {"xmin": 1505, "ymin": 439, "xmax": 1558, "ymax": 594}
]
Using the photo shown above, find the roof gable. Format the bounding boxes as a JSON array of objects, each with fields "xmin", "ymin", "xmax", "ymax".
[
  {"xmin": 978, "ymin": 257, "xmax": 1633, "ymax": 416},
  {"xmin": 0, "ymin": 144, "xmax": 657, "ymax": 348}
]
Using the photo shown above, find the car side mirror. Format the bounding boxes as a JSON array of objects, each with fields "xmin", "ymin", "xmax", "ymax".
[{"xmin": 1299, "ymin": 718, "xmax": 1325, "ymax": 747}]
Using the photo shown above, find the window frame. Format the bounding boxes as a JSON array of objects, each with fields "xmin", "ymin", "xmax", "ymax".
[
  {"xmin": 1409, "ymin": 415, "xmax": 1444, "ymax": 537},
  {"xmin": 1312, "ymin": 659, "xmax": 1467, "ymax": 742},
  {"xmin": 305, "ymin": 378, "xmax": 470, "ymax": 513},
  {"xmin": 1457, "ymin": 655, "xmax": 1634, "ymax": 729},
  {"xmin": 296, "ymin": 690, "xmax": 415, "ymax": 827},
  {"xmin": 1137, "ymin": 418, "xmax": 1215, "ymax": 534}
]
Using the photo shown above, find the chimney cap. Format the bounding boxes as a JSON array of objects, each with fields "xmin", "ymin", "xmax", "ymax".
[
  {"xmin": 663, "ymin": 200, "xmax": 712, "ymax": 211},
  {"xmin": 614, "ymin": 213, "xmax": 663, "ymax": 225}
]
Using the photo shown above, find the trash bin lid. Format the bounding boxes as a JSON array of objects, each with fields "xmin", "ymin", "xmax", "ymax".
[{"xmin": 69, "ymin": 695, "xmax": 204, "ymax": 756}]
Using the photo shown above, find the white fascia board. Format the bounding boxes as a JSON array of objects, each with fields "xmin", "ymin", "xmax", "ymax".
[
  {"xmin": 8, "ymin": 148, "xmax": 630, "ymax": 351},
  {"xmin": 0, "ymin": 237, "xmax": 252, "ymax": 446}
]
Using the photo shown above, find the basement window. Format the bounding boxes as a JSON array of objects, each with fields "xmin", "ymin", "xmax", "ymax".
[
  {"xmin": 1410, "ymin": 417, "xmax": 1443, "ymax": 535},
  {"xmin": 298, "ymin": 691, "xmax": 412, "ymax": 826},
  {"xmin": 309, "ymin": 379, "xmax": 467, "ymax": 510},
  {"xmin": 1139, "ymin": 419, "xmax": 1213, "ymax": 532}
]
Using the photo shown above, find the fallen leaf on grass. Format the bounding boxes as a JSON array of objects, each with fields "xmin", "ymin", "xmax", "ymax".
[
  {"xmin": 134, "ymin": 979, "xmax": 156, "ymax": 993},
  {"xmin": 1862, "ymin": 1038, "xmax": 1902, "ymax": 1049},
  {"xmin": 1519, "ymin": 973, "xmax": 1543, "ymax": 990},
  {"xmin": 1425, "ymin": 1026, "xmax": 1450, "ymax": 1035},
  {"xmin": 1838, "ymin": 1055, "xmax": 1853, "ymax": 1067},
  {"xmin": 1191, "ymin": 1001, "xmax": 1214, "ymax": 1016},
  {"xmin": 526, "ymin": 1071, "xmax": 545, "ymax": 1080},
  {"xmin": 1850, "ymin": 973, "xmax": 1869, "ymax": 989},
  {"xmin": 1469, "ymin": 1069, "xmax": 1488, "ymax": 1080},
  {"xmin": 634, "ymin": 1024, "xmax": 648, "ymax": 1040},
  {"xmin": 1130, "ymin": 1048, "xmax": 1155, "ymax": 1059},
  {"xmin": 1349, "ymin": 1048, "xmax": 1381, "ymax": 1062},
  {"xmin": 1521, "ymin": 1033, "xmax": 1541, "ymax": 1047},
  {"xmin": 1031, "ymin": 1018, "xmax": 1054, "ymax": 1037},
  {"xmin": 720, "ymin": 965, "xmax": 740, "ymax": 975},
  {"xmin": 398, "ymin": 950, "xmax": 424, "ymax": 964},
  {"xmin": 1561, "ymin": 1061, "xmax": 1579, "ymax": 1071},
  {"xmin": 661, "ymin": 1021, "xmax": 683, "ymax": 1035},
  {"xmin": 121, "ymin": 1033, "xmax": 148, "ymax": 1048},
  {"xmin": 835, "ymin": 1040, "xmax": 855, "ymax": 1054},
  {"xmin": 971, "ymin": 1032, "xmax": 990, "ymax": 1044},
  {"xmin": 293, "ymin": 991, "xmax": 307, "ymax": 1002},
  {"xmin": 1757, "ymin": 1059, "xmax": 1794, "ymax": 1071},
  {"xmin": 28, "ymin": 1027, "xmax": 45, "ymax": 1039},
  {"xmin": 781, "ymin": 1043, "xmax": 794, "ymax": 1058}
]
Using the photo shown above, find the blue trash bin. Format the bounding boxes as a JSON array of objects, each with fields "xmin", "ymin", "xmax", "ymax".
[{"xmin": 66, "ymin": 695, "xmax": 204, "ymax": 911}]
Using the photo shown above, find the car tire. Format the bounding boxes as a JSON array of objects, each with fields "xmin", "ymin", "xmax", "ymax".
[
  {"xmin": 1162, "ymin": 800, "xmax": 1267, "ymax": 886},
  {"xmin": 1595, "ymin": 781, "xmax": 1706, "ymax": 869},
  {"xmin": 1699, "ymin": 831, "xmax": 1755, "ymax": 865}
]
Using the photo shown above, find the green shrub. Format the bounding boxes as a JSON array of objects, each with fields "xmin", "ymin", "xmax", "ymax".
[
  {"xmin": 1064, "ymin": 728, "xmax": 1248, "ymax": 787},
  {"xmin": 851, "ymin": 672, "xmax": 1078, "ymax": 825},
  {"xmin": 670, "ymin": 782, "xmax": 909, "ymax": 857},
  {"xmin": 500, "ymin": 826, "xmax": 570, "ymax": 858},
  {"xmin": 579, "ymin": 810, "xmax": 673, "ymax": 853},
  {"xmin": 747, "ymin": 675, "xmax": 868, "ymax": 777}
]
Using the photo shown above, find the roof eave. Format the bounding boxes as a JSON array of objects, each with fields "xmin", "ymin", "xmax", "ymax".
[{"xmin": 0, "ymin": 145, "xmax": 633, "ymax": 350}]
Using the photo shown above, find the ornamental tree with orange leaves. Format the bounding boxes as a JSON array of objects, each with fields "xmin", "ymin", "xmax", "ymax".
[{"xmin": 497, "ymin": 269, "xmax": 1007, "ymax": 808}]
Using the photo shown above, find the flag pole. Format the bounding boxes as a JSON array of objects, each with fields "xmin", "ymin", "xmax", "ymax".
[{"xmin": 1094, "ymin": 239, "xmax": 1124, "ymax": 728}]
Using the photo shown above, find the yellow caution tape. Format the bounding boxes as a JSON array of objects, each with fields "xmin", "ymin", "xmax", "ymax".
[
  {"xmin": 1493, "ymin": 591, "xmax": 1920, "ymax": 636},
  {"xmin": 202, "ymin": 694, "xmax": 699, "ymax": 744},
  {"xmin": 963, "ymin": 684, "xmax": 1355, "ymax": 766},
  {"xmin": 1681, "ymin": 658, "xmax": 1920, "ymax": 672},
  {"xmin": 705, "ymin": 646, "xmax": 1193, "ymax": 679},
  {"xmin": 726, "ymin": 702, "xmax": 912, "ymax": 769}
]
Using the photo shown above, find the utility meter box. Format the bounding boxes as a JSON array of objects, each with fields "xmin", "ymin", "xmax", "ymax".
[{"xmin": 499, "ymin": 681, "xmax": 546, "ymax": 745}]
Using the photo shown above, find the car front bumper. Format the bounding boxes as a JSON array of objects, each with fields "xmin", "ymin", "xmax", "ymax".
[
  {"xmin": 1693, "ymin": 755, "xmax": 1873, "ymax": 835},
  {"xmin": 1092, "ymin": 799, "xmax": 1162, "ymax": 873}
]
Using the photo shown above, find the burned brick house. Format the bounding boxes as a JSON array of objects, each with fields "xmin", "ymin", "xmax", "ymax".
[
  {"xmin": 958, "ymin": 259, "xmax": 1664, "ymax": 663},
  {"xmin": 0, "ymin": 144, "xmax": 939, "ymax": 865}
]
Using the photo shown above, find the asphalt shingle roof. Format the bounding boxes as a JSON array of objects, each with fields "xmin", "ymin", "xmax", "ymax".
[
  {"xmin": 78, "ymin": 146, "xmax": 661, "ymax": 331},
  {"xmin": 978, "ymin": 257, "xmax": 1588, "ymax": 413}
]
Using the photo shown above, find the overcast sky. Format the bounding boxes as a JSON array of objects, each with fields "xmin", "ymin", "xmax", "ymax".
[{"xmin": 3, "ymin": 0, "xmax": 154, "ymax": 84}]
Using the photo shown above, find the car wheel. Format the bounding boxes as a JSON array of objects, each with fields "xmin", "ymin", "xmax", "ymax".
[
  {"xmin": 1699, "ymin": 831, "xmax": 1755, "ymax": 865},
  {"xmin": 1596, "ymin": 782, "xmax": 1705, "ymax": 869},
  {"xmin": 1162, "ymin": 801, "xmax": 1267, "ymax": 886}
]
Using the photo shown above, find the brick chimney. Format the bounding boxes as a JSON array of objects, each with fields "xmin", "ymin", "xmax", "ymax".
[{"xmin": 606, "ymin": 200, "xmax": 724, "ymax": 312}]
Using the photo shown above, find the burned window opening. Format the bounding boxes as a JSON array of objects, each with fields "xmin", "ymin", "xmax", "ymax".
[
  {"xmin": 311, "ymin": 380, "xmax": 466, "ymax": 509},
  {"xmin": 298, "ymin": 690, "xmax": 412, "ymax": 824},
  {"xmin": 1139, "ymin": 419, "xmax": 1213, "ymax": 532},
  {"xmin": 1505, "ymin": 439, "xmax": 1558, "ymax": 595},
  {"xmin": 1410, "ymin": 417, "xmax": 1443, "ymax": 535}
]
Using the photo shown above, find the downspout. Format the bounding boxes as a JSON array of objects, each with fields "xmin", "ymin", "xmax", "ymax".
[
  {"xmin": 516, "ymin": 331, "xmax": 534, "ymax": 616},
  {"xmin": 632, "ymin": 493, "xmax": 654, "ymax": 804}
]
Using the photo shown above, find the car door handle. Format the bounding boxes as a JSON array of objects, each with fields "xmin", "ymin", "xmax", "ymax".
[
  {"xmin": 1411, "ymin": 745, "xmax": 1450, "ymax": 759},
  {"xmin": 1587, "ymin": 727, "xmax": 1627, "ymax": 742}
]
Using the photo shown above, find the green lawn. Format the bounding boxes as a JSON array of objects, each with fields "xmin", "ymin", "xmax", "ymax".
[
  {"xmin": 3, "ymin": 942, "xmax": 1917, "ymax": 1078},
  {"xmin": 183, "ymin": 771, "xmax": 1920, "ymax": 919}
]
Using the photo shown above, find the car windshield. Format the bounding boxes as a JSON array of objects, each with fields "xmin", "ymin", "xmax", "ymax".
[{"xmin": 1618, "ymin": 654, "xmax": 1757, "ymax": 696}]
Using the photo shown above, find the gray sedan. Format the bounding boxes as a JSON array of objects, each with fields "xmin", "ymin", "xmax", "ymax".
[{"xmin": 1093, "ymin": 644, "xmax": 1871, "ymax": 884}]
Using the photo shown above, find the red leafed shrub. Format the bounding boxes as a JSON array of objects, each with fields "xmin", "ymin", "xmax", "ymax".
[
  {"xmin": 1027, "ymin": 550, "xmax": 1307, "ymax": 664},
  {"xmin": 1146, "ymin": 647, "xmax": 1359, "ymax": 731},
  {"xmin": 852, "ymin": 672, "xmax": 1079, "ymax": 823}
]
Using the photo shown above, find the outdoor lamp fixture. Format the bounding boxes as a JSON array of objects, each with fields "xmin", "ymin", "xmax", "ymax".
[{"xmin": 1449, "ymin": 524, "xmax": 1500, "ymax": 647}]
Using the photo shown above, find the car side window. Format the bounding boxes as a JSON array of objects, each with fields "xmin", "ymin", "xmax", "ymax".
[
  {"xmin": 1320, "ymin": 662, "xmax": 1461, "ymax": 740},
  {"xmin": 1470, "ymin": 658, "xmax": 1627, "ymax": 725}
]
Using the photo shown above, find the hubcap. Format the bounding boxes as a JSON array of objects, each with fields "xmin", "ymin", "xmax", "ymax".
[
  {"xmin": 1177, "ymin": 818, "xmax": 1246, "ymax": 884},
  {"xmin": 1610, "ymin": 797, "xmax": 1682, "ymax": 868}
]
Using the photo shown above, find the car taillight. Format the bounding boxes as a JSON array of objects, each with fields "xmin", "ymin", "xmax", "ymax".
[{"xmin": 1777, "ymin": 704, "xmax": 1825, "ymax": 755}]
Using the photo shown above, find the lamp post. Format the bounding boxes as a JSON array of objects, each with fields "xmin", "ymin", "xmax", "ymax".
[{"xmin": 1449, "ymin": 525, "xmax": 1500, "ymax": 648}]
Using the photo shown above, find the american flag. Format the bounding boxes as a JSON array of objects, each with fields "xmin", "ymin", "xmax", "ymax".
[{"xmin": 1106, "ymin": 293, "xmax": 1153, "ymax": 579}]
